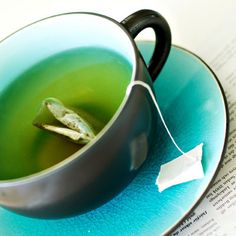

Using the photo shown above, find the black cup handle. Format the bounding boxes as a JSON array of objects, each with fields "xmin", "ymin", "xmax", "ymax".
[{"xmin": 121, "ymin": 9, "xmax": 171, "ymax": 81}]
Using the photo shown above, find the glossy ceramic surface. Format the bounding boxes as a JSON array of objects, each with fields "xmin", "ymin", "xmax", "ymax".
[{"xmin": 0, "ymin": 41, "xmax": 227, "ymax": 235}]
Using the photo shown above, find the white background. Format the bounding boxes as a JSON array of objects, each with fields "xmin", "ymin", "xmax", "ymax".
[{"xmin": 0, "ymin": 0, "xmax": 235, "ymax": 60}]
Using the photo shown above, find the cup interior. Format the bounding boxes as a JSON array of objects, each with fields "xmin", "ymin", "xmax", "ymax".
[{"xmin": 0, "ymin": 13, "xmax": 136, "ymax": 180}]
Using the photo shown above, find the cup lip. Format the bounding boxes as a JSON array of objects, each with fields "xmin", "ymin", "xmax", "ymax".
[{"xmin": 0, "ymin": 12, "xmax": 139, "ymax": 186}]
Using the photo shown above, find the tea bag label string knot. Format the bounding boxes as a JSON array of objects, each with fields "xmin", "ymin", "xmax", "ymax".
[{"xmin": 126, "ymin": 80, "xmax": 196, "ymax": 160}]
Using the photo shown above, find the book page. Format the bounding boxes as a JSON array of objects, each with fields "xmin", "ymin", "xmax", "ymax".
[{"xmin": 172, "ymin": 11, "xmax": 236, "ymax": 236}]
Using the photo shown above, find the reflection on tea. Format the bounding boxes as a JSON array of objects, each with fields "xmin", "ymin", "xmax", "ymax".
[{"xmin": 0, "ymin": 47, "xmax": 132, "ymax": 180}]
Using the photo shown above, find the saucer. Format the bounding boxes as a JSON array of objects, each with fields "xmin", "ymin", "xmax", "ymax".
[{"xmin": 0, "ymin": 41, "xmax": 228, "ymax": 235}]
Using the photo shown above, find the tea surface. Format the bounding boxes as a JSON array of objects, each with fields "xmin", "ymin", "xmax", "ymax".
[{"xmin": 0, "ymin": 47, "xmax": 132, "ymax": 180}]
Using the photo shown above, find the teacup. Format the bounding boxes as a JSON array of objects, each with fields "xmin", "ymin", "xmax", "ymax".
[{"xmin": 0, "ymin": 10, "xmax": 171, "ymax": 218}]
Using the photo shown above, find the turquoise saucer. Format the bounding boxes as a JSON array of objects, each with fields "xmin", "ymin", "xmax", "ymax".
[{"xmin": 0, "ymin": 42, "xmax": 228, "ymax": 235}]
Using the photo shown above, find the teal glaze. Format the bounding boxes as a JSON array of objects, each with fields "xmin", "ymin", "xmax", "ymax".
[{"xmin": 0, "ymin": 42, "xmax": 227, "ymax": 235}]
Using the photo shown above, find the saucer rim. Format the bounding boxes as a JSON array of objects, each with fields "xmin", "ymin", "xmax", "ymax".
[{"xmin": 153, "ymin": 43, "xmax": 229, "ymax": 235}]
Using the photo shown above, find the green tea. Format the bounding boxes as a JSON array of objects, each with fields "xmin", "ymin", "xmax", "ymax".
[{"xmin": 0, "ymin": 47, "xmax": 132, "ymax": 180}]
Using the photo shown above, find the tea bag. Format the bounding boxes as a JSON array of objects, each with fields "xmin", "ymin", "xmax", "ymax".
[
  {"xmin": 126, "ymin": 81, "xmax": 204, "ymax": 192},
  {"xmin": 156, "ymin": 143, "xmax": 204, "ymax": 192},
  {"xmin": 33, "ymin": 98, "xmax": 95, "ymax": 144}
]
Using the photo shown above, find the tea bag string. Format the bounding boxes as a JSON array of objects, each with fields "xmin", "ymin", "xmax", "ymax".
[{"xmin": 126, "ymin": 80, "xmax": 193, "ymax": 159}]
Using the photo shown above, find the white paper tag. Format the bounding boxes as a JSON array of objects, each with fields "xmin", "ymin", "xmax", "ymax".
[{"xmin": 156, "ymin": 143, "xmax": 204, "ymax": 192}]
